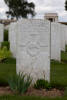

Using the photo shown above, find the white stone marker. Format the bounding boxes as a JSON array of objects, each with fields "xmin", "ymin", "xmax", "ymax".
[
  {"xmin": 60, "ymin": 24, "xmax": 66, "ymax": 51},
  {"xmin": 16, "ymin": 19, "xmax": 50, "ymax": 82},
  {"xmin": 9, "ymin": 22, "xmax": 17, "ymax": 58},
  {"xmin": 64, "ymin": 25, "xmax": 67, "ymax": 45},
  {"xmin": 51, "ymin": 22, "xmax": 61, "ymax": 61},
  {"xmin": 0, "ymin": 24, "xmax": 4, "ymax": 46}
]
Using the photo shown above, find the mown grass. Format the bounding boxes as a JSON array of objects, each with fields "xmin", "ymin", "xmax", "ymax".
[
  {"xmin": 0, "ymin": 58, "xmax": 16, "ymax": 86},
  {"xmin": 50, "ymin": 46, "xmax": 67, "ymax": 87},
  {"xmin": 51, "ymin": 61, "xmax": 67, "ymax": 87},
  {"xmin": 0, "ymin": 48, "xmax": 67, "ymax": 99},
  {"xmin": 61, "ymin": 51, "xmax": 67, "ymax": 62},
  {"xmin": 0, "ymin": 55, "xmax": 67, "ymax": 87},
  {"xmin": 61, "ymin": 45, "xmax": 67, "ymax": 62},
  {"xmin": 0, "ymin": 95, "xmax": 67, "ymax": 100}
]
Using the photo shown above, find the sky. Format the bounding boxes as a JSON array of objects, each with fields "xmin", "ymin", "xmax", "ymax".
[{"xmin": 0, "ymin": 0, "xmax": 67, "ymax": 21}]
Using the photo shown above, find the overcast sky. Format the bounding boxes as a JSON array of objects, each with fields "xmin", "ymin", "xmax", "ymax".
[{"xmin": 0, "ymin": 0, "xmax": 67, "ymax": 21}]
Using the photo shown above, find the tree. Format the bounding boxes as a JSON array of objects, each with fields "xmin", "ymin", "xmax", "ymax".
[
  {"xmin": 4, "ymin": 0, "xmax": 35, "ymax": 19},
  {"xmin": 65, "ymin": 0, "xmax": 67, "ymax": 10}
]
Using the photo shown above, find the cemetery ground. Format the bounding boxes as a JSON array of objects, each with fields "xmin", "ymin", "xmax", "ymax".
[{"xmin": 0, "ymin": 47, "xmax": 67, "ymax": 99}]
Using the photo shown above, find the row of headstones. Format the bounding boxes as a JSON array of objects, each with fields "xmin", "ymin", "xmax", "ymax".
[
  {"xmin": 2, "ymin": 19, "xmax": 67, "ymax": 83},
  {"xmin": 9, "ymin": 19, "xmax": 67, "ymax": 61}
]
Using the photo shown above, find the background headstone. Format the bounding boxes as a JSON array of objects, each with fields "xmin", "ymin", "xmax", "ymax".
[
  {"xmin": 9, "ymin": 22, "xmax": 17, "ymax": 57},
  {"xmin": 0, "ymin": 24, "xmax": 4, "ymax": 47},
  {"xmin": 51, "ymin": 22, "xmax": 61, "ymax": 61},
  {"xmin": 64, "ymin": 25, "xmax": 67, "ymax": 46},
  {"xmin": 60, "ymin": 24, "xmax": 66, "ymax": 51}
]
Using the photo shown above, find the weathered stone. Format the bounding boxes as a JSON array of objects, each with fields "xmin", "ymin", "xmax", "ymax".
[{"xmin": 16, "ymin": 19, "xmax": 50, "ymax": 82}]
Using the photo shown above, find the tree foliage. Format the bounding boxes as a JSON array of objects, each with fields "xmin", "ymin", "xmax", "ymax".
[
  {"xmin": 4, "ymin": 0, "xmax": 35, "ymax": 19},
  {"xmin": 65, "ymin": 0, "xmax": 67, "ymax": 10}
]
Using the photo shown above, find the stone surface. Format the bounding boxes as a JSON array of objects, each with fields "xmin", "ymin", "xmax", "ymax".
[
  {"xmin": 9, "ymin": 22, "xmax": 17, "ymax": 57},
  {"xmin": 64, "ymin": 25, "xmax": 67, "ymax": 45},
  {"xmin": 60, "ymin": 24, "xmax": 66, "ymax": 51},
  {"xmin": 51, "ymin": 22, "xmax": 61, "ymax": 61},
  {"xmin": 16, "ymin": 19, "xmax": 50, "ymax": 82},
  {"xmin": 0, "ymin": 24, "xmax": 4, "ymax": 45}
]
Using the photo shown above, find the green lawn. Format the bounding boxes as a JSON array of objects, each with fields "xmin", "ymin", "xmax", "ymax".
[
  {"xmin": 50, "ymin": 46, "xmax": 67, "ymax": 87},
  {"xmin": 0, "ymin": 50, "xmax": 67, "ymax": 99},
  {"xmin": 61, "ymin": 51, "xmax": 67, "ymax": 62},
  {"xmin": 61, "ymin": 45, "xmax": 67, "ymax": 62},
  {"xmin": 51, "ymin": 61, "xmax": 67, "ymax": 87},
  {"xmin": 0, "ymin": 95, "xmax": 67, "ymax": 100},
  {"xmin": 0, "ymin": 96, "xmax": 65, "ymax": 100},
  {"xmin": 0, "ymin": 58, "xmax": 16, "ymax": 86},
  {"xmin": 0, "ymin": 55, "xmax": 67, "ymax": 87}
]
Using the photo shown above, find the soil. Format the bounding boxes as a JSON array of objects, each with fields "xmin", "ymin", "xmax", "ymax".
[
  {"xmin": 25, "ymin": 87, "xmax": 64, "ymax": 97},
  {"xmin": 0, "ymin": 87, "xmax": 64, "ymax": 97},
  {"xmin": 0, "ymin": 87, "xmax": 12, "ymax": 96}
]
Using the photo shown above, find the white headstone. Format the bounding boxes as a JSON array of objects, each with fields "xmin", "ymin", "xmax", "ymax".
[
  {"xmin": 16, "ymin": 19, "xmax": 50, "ymax": 82},
  {"xmin": 9, "ymin": 22, "xmax": 17, "ymax": 57},
  {"xmin": 0, "ymin": 24, "xmax": 4, "ymax": 46},
  {"xmin": 4, "ymin": 25, "xmax": 9, "ymax": 30},
  {"xmin": 60, "ymin": 24, "xmax": 66, "ymax": 51},
  {"xmin": 64, "ymin": 25, "xmax": 67, "ymax": 45},
  {"xmin": 51, "ymin": 22, "xmax": 61, "ymax": 61}
]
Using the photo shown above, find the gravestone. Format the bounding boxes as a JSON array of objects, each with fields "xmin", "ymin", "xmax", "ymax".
[
  {"xmin": 9, "ymin": 22, "xmax": 17, "ymax": 57},
  {"xmin": 51, "ymin": 22, "xmax": 61, "ymax": 61},
  {"xmin": 60, "ymin": 24, "xmax": 66, "ymax": 51},
  {"xmin": 16, "ymin": 19, "xmax": 50, "ymax": 82},
  {"xmin": 64, "ymin": 25, "xmax": 67, "ymax": 45},
  {"xmin": 0, "ymin": 24, "xmax": 4, "ymax": 46}
]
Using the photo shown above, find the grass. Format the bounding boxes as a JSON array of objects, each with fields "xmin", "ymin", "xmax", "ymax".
[
  {"xmin": 61, "ymin": 45, "xmax": 67, "ymax": 62},
  {"xmin": 0, "ymin": 95, "xmax": 67, "ymax": 100},
  {"xmin": 0, "ymin": 53, "xmax": 67, "ymax": 87},
  {"xmin": 0, "ymin": 58, "xmax": 16, "ymax": 86},
  {"xmin": 61, "ymin": 51, "xmax": 67, "ymax": 62},
  {"xmin": 0, "ymin": 48, "xmax": 67, "ymax": 99},
  {"xmin": 65, "ymin": 45, "xmax": 67, "ymax": 52},
  {"xmin": 50, "ymin": 45, "xmax": 67, "ymax": 87},
  {"xmin": 51, "ymin": 61, "xmax": 67, "ymax": 87}
]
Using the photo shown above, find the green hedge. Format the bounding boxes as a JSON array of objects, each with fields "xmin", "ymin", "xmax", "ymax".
[
  {"xmin": 1, "ymin": 41, "xmax": 10, "ymax": 50},
  {"xmin": 4, "ymin": 29, "xmax": 8, "ymax": 41},
  {"xmin": 0, "ymin": 47, "xmax": 12, "ymax": 62}
]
